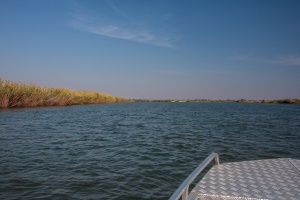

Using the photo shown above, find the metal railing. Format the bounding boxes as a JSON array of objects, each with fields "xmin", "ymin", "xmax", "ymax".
[{"xmin": 169, "ymin": 152, "xmax": 220, "ymax": 200}]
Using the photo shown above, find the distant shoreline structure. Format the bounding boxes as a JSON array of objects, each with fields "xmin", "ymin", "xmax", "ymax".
[{"xmin": 132, "ymin": 98, "xmax": 300, "ymax": 104}]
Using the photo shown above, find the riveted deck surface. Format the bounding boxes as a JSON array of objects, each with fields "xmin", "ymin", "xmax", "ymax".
[{"xmin": 189, "ymin": 158, "xmax": 300, "ymax": 200}]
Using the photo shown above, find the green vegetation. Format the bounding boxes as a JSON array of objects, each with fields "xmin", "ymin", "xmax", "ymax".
[
  {"xmin": 263, "ymin": 99, "xmax": 300, "ymax": 104},
  {"xmin": 0, "ymin": 78, "xmax": 126, "ymax": 108}
]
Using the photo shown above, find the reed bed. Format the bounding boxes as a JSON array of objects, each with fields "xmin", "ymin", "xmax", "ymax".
[{"xmin": 0, "ymin": 78, "xmax": 126, "ymax": 108}]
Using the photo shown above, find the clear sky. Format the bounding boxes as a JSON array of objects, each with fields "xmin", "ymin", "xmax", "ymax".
[{"xmin": 1, "ymin": 0, "xmax": 300, "ymax": 100}]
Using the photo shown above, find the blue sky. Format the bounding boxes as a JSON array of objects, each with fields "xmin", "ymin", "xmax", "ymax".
[{"xmin": 1, "ymin": 0, "xmax": 300, "ymax": 100}]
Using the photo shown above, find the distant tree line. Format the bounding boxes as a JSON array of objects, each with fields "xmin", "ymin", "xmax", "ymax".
[{"xmin": 132, "ymin": 98, "xmax": 300, "ymax": 104}]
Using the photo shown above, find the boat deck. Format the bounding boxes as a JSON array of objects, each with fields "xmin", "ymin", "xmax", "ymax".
[{"xmin": 189, "ymin": 158, "xmax": 300, "ymax": 200}]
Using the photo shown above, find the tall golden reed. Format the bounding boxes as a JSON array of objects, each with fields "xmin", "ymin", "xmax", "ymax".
[{"xmin": 0, "ymin": 78, "xmax": 125, "ymax": 108}]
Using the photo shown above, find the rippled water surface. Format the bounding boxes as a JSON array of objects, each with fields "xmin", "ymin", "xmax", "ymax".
[{"xmin": 1, "ymin": 102, "xmax": 300, "ymax": 199}]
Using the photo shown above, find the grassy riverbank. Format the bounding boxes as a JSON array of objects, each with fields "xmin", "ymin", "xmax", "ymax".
[{"xmin": 0, "ymin": 78, "xmax": 126, "ymax": 108}]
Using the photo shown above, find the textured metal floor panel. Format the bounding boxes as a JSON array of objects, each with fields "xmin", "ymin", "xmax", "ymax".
[{"xmin": 189, "ymin": 158, "xmax": 300, "ymax": 200}]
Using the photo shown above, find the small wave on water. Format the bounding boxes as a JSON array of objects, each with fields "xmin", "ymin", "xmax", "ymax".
[{"xmin": 0, "ymin": 102, "xmax": 299, "ymax": 199}]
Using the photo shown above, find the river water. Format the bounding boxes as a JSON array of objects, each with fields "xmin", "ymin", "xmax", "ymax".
[{"xmin": 1, "ymin": 102, "xmax": 299, "ymax": 199}]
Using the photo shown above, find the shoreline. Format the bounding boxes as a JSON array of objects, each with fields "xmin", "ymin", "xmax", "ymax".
[
  {"xmin": 1, "ymin": 78, "xmax": 299, "ymax": 109},
  {"xmin": 1, "ymin": 99, "xmax": 299, "ymax": 110},
  {"xmin": 0, "ymin": 78, "xmax": 126, "ymax": 109},
  {"xmin": 132, "ymin": 98, "xmax": 300, "ymax": 104}
]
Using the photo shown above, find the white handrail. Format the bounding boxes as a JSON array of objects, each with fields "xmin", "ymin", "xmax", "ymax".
[{"xmin": 169, "ymin": 152, "xmax": 220, "ymax": 200}]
